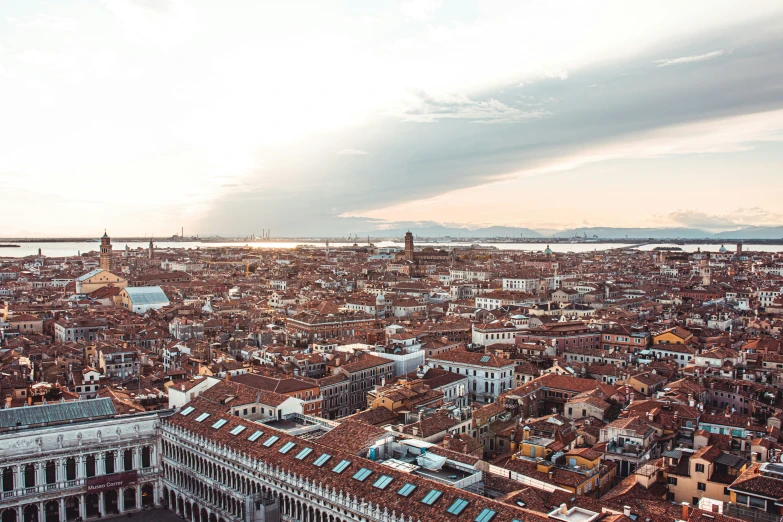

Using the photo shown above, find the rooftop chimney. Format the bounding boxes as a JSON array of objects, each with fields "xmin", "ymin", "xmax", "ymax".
[
  {"xmin": 682, "ymin": 502, "xmax": 690, "ymax": 521},
  {"xmin": 624, "ymin": 506, "xmax": 631, "ymax": 517},
  {"xmin": 560, "ymin": 504, "xmax": 568, "ymax": 515}
]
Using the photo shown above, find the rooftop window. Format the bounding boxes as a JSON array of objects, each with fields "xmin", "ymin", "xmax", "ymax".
[
  {"xmin": 229, "ymin": 425, "xmax": 246, "ymax": 435},
  {"xmin": 333, "ymin": 460, "xmax": 351, "ymax": 474},
  {"xmin": 421, "ymin": 490, "xmax": 442, "ymax": 505},
  {"xmin": 262, "ymin": 435, "xmax": 280, "ymax": 447},
  {"xmin": 447, "ymin": 499, "xmax": 469, "ymax": 516},
  {"xmin": 279, "ymin": 441, "xmax": 296, "ymax": 454},
  {"xmin": 247, "ymin": 430, "xmax": 264, "ymax": 442},
  {"xmin": 180, "ymin": 406, "xmax": 195, "ymax": 416},
  {"xmin": 353, "ymin": 468, "xmax": 372, "ymax": 482},
  {"xmin": 475, "ymin": 509, "xmax": 496, "ymax": 522},
  {"xmin": 195, "ymin": 413, "xmax": 210, "ymax": 422},
  {"xmin": 373, "ymin": 475, "xmax": 393, "ymax": 490},
  {"xmin": 398, "ymin": 484, "xmax": 417, "ymax": 497},
  {"xmin": 211, "ymin": 419, "xmax": 228, "ymax": 429},
  {"xmin": 295, "ymin": 448, "xmax": 313, "ymax": 460},
  {"xmin": 313, "ymin": 454, "xmax": 331, "ymax": 467}
]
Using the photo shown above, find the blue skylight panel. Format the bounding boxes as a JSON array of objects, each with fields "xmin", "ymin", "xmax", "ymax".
[
  {"xmin": 229, "ymin": 425, "xmax": 246, "ymax": 435},
  {"xmin": 247, "ymin": 430, "xmax": 264, "ymax": 442},
  {"xmin": 447, "ymin": 499, "xmax": 469, "ymax": 515},
  {"xmin": 352, "ymin": 468, "xmax": 372, "ymax": 482},
  {"xmin": 313, "ymin": 454, "xmax": 331, "ymax": 467},
  {"xmin": 373, "ymin": 475, "xmax": 393, "ymax": 490},
  {"xmin": 398, "ymin": 484, "xmax": 417, "ymax": 497},
  {"xmin": 475, "ymin": 509, "xmax": 497, "ymax": 522},
  {"xmin": 195, "ymin": 413, "xmax": 210, "ymax": 422},
  {"xmin": 421, "ymin": 490, "xmax": 442, "ymax": 505},
  {"xmin": 180, "ymin": 406, "xmax": 195, "ymax": 416},
  {"xmin": 211, "ymin": 419, "xmax": 228, "ymax": 429},
  {"xmin": 279, "ymin": 441, "xmax": 296, "ymax": 454},
  {"xmin": 333, "ymin": 460, "xmax": 351, "ymax": 474},
  {"xmin": 262, "ymin": 435, "xmax": 280, "ymax": 447},
  {"xmin": 295, "ymin": 447, "xmax": 313, "ymax": 460}
]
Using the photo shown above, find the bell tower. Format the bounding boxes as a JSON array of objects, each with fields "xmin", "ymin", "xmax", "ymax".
[
  {"xmin": 404, "ymin": 231, "xmax": 414, "ymax": 261},
  {"xmin": 100, "ymin": 230, "xmax": 112, "ymax": 271}
]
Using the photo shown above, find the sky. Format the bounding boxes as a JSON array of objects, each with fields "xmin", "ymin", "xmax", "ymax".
[{"xmin": 1, "ymin": 0, "xmax": 783, "ymax": 237}]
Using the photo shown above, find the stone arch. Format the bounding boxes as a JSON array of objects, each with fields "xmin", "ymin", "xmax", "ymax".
[
  {"xmin": 142, "ymin": 483, "xmax": 154, "ymax": 507},
  {"xmin": 64, "ymin": 496, "xmax": 80, "ymax": 522},
  {"xmin": 1, "ymin": 508, "xmax": 17, "ymax": 522},
  {"xmin": 44, "ymin": 500, "xmax": 59, "ymax": 522},
  {"xmin": 86, "ymin": 493, "xmax": 100, "ymax": 518},
  {"xmin": 123, "ymin": 448, "xmax": 134, "ymax": 471},
  {"xmin": 124, "ymin": 487, "xmax": 137, "ymax": 510},
  {"xmin": 104, "ymin": 489, "xmax": 119, "ymax": 515},
  {"xmin": 22, "ymin": 505, "xmax": 38, "ymax": 522}
]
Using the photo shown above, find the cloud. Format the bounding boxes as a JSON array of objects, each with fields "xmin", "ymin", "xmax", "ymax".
[
  {"xmin": 337, "ymin": 149, "xmax": 370, "ymax": 155},
  {"xmin": 16, "ymin": 49, "xmax": 76, "ymax": 74},
  {"xmin": 400, "ymin": 0, "xmax": 442, "ymax": 21},
  {"xmin": 398, "ymin": 89, "xmax": 551, "ymax": 123},
  {"xmin": 654, "ymin": 50, "xmax": 724, "ymax": 67},
  {"xmin": 657, "ymin": 208, "xmax": 783, "ymax": 230},
  {"xmin": 99, "ymin": 0, "xmax": 199, "ymax": 48},
  {"xmin": 6, "ymin": 14, "xmax": 77, "ymax": 32}
]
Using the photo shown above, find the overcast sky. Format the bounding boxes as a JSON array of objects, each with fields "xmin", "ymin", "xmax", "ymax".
[{"xmin": 2, "ymin": 0, "xmax": 783, "ymax": 237}]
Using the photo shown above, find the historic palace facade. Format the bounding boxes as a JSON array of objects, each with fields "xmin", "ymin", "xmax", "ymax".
[{"xmin": 0, "ymin": 399, "xmax": 161, "ymax": 522}]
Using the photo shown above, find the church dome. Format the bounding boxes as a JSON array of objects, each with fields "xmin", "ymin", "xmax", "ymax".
[
  {"xmin": 719, "ymin": 244, "xmax": 727, "ymax": 253},
  {"xmin": 544, "ymin": 245, "xmax": 553, "ymax": 255}
]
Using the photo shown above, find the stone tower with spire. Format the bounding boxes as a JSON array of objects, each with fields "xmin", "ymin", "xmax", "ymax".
[{"xmin": 100, "ymin": 230, "xmax": 112, "ymax": 271}]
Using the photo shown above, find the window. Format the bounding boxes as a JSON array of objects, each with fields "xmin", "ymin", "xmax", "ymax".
[
  {"xmin": 749, "ymin": 497, "xmax": 766, "ymax": 509},
  {"xmin": 279, "ymin": 442, "xmax": 296, "ymax": 454},
  {"xmin": 352, "ymin": 468, "xmax": 372, "ymax": 482},
  {"xmin": 195, "ymin": 413, "xmax": 210, "ymax": 422},
  {"xmin": 447, "ymin": 499, "xmax": 470, "ymax": 516},
  {"xmin": 247, "ymin": 430, "xmax": 264, "ymax": 442},
  {"xmin": 398, "ymin": 484, "xmax": 417, "ymax": 497},
  {"xmin": 211, "ymin": 419, "xmax": 228, "ymax": 429},
  {"xmin": 475, "ymin": 509, "xmax": 497, "ymax": 522},
  {"xmin": 180, "ymin": 406, "xmax": 195, "ymax": 416},
  {"xmin": 229, "ymin": 425, "xmax": 246, "ymax": 435},
  {"xmin": 421, "ymin": 490, "xmax": 442, "ymax": 505},
  {"xmin": 312, "ymin": 453, "xmax": 332, "ymax": 467},
  {"xmin": 668, "ymin": 477, "xmax": 678, "ymax": 485},
  {"xmin": 262, "ymin": 436, "xmax": 280, "ymax": 447},
  {"xmin": 333, "ymin": 460, "xmax": 351, "ymax": 474},
  {"xmin": 698, "ymin": 482, "xmax": 706, "ymax": 491},
  {"xmin": 373, "ymin": 475, "xmax": 393, "ymax": 490},
  {"xmin": 695, "ymin": 464, "xmax": 704, "ymax": 473},
  {"xmin": 295, "ymin": 448, "xmax": 313, "ymax": 460}
]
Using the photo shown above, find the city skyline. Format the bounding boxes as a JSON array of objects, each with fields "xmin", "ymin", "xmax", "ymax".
[{"xmin": 2, "ymin": 1, "xmax": 783, "ymax": 236}]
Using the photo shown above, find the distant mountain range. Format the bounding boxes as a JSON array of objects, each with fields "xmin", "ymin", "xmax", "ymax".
[
  {"xmin": 371, "ymin": 225, "xmax": 544, "ymax": 238},
  {"xmin": 550, "ymin": 226, "xmax": 783, "ymax": 240},
  {"xmin": 368, "ymin": 225, "xmax": 783, "ymax": 240}
]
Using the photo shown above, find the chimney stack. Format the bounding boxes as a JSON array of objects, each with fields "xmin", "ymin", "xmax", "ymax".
[
  {"xmin": 624, "ymin": 506, "xmax": 631, "ymax": 517},
  {"xmin": 682, "ymin": 502, "xmax": 690, "ymax": 521},
  {"xmin": 560, "ymin": 504, "xmax": 568, "ymax": 515}
]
